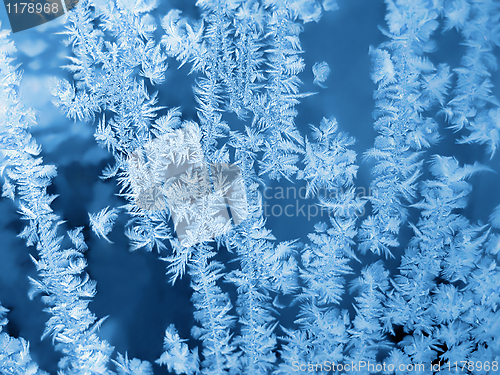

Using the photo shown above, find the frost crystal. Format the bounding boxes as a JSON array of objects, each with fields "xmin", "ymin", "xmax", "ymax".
[{"xmin": 312, "ymin": 61, "xmax": 330, "ymax": 88}]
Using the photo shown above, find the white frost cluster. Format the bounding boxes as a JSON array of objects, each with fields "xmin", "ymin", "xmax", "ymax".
[{"xmin": 312, "ymin": 61, "xmax": 330, "ymax": 88}]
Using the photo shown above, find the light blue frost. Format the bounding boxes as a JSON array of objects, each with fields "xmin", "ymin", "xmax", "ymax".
[{"xmin": 0, "ymin": 0, "xmax": 499, "ymax": 374}]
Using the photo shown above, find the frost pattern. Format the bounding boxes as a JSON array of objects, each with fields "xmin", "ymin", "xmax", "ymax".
[
  {"xmin": 0, "ymin": 0, "xmax": 499, "ymax": 374},
  {"xmin": 312, "ymin": 61, "xmax": 330, "ymax": 88},
  {"xmin": 0, "ymin": 304, "xmax": 47, "ymax": 375},
  {"xmin": 442, "ymin": 0, "xmax": 500, "ymax": 156},
  {"xmin": 0, "ymin": 22, "xmax": 117, "ymax": 374},
  {"xmin": 358, "ymin": 0, "xmax": 450, "ymax": 258},
  {"xmin": 89, "ymin": 207, "xmax": 119, "ymax": 243}
]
